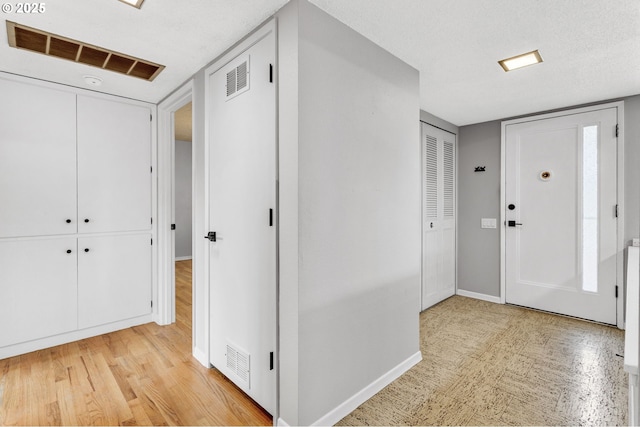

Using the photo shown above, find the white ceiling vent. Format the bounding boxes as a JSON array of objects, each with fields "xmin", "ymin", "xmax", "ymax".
[
  {"xmin": 226, "ymin": 342, "xmax": 250, "ymax": 387},
  {"xmin": 225, "ymin": 56, "xmax": 250, "ymax": 100}
]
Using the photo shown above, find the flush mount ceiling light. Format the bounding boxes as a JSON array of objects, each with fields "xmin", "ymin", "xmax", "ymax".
[
  {"xmin": 118, "ymin": 0, "xmax": 144, "ymax": 8},
  {"xmin": 6, "ymin": 21, "xmax": 164, "ymax": 81},
  {"xmin": 498, "ymin": 50, "xmax": 543, "ymax": 72}
]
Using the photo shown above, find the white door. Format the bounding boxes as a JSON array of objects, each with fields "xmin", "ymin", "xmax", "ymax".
[
  {"xmin": 0, "ymin": 238, "xmax": 78, "ymax": 347},
  {"xmin": 77, "ymin": 96, "xmax": 151, "ymax": 234},
  {"xmin": 78, "ymin": 234, "xmax": 152, "ymax": 329},
  {"xmin": 0, "ymin": 78, "xmax": 77, "ymax": 238},
  {"xmin": 422, "ymin": 123, "xmax": 456, "ymax": 310},
  {"xmin": 207, "ymin": 29, "xmax": 276, "ymax": 414},
  {"xmin": 505, "ymin": 107, "xmax": 618, "ymax": 324}
]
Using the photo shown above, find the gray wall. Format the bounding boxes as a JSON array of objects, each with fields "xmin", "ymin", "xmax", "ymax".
[
  {"xmin": 458, "ymin": 95, "xmax": 640, "ymax": 298},
  {"xmin": 174, "ymin": 140, "xmax": 192, "ymax": 259},
  {"xmin": 278, "ymin": 1, "xmax": 421, "ymax": 424}
]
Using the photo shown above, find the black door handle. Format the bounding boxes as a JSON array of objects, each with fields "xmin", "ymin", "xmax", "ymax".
[
  {"xmin": 508, "ymin": 220, "xmax": 523, "ymax": 227},
  {"xmin": 84, "ymin": 248, "xmax": 90, "ymax": 252},
  {"xmin": 205, "ymin": 231, "xmax": 217, "ymax": 242}
]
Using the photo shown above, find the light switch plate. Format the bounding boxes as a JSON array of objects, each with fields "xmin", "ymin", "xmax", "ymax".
[
  {"xmin": 481, "ymin": 218, "xmax": 497, "ymax": 229},
  {"xmin": 633, "ymin": 238, "xmax": 640, "ymax": 247}
]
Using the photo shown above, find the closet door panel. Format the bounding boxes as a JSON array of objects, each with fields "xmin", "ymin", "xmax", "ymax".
[
  {"xmin": 78, "ymin": 234, "xmax": 151, "ymax": 329},
  {"xmin": 0, "ymin": 79, "xmax": 77, "ymax": 238},
  {"xmin": 0, "ymin": 238, "xmax": 78, "ymax": 347},
  {"xmin": 77, "ymin": 96, "xmax": 151, "ymax": 233}
]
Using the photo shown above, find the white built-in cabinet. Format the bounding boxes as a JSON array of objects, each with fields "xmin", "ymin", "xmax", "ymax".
[
  {"xmin": 421, "ymin": 122, "xmax": 456, "ymax": 310},
  {"xmin": 0, "ymin": 76, "xmax": 152, "ymax": 357}
]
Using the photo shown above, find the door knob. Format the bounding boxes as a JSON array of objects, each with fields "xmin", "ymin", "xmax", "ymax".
[
  {"xmin": 84, "ymin": 219, "xmax": 90, "ymax": 223},
  {"xmin": 66, "ymin": 249, "xmax": 72, "ymax": 254},
  {"xmin": 204, "ymin": 231, "xmax": 217, "ymax": 242},
  {"xmin": 84, "ymin": 248, "xmax": 90, "ymax": 252},
  {"xmin": 507, "ymin": 220, "xmax": 523, "ymax": 227},
  {"xmin": 66, "ymin": 219, "xmax": 72, "ymax": 223}
]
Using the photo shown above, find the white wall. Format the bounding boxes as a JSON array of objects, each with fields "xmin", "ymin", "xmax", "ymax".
[
  {"xmin": 278, "ymin": 1, "xmax": 422, "ymax": 424},
  {"xmin": 174, "ymin": 140, "xmax": 192, "ymax": 259}
]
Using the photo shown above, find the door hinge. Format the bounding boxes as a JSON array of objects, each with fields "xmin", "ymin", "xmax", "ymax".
[
  {"xmin": 150, "ymin": 166, "xmax": 153, "ymax": 173},
  {"xmin": 615, "ymin": 285, "xmax": 618, "ymax": 298},
  {"xmin": 615, "ymin": 204, "xmax": 618, "ymax": 218},
  {"xmin": 269, "ymin": 208, "xmax": 273, "ymax": 227},
  {"xmin": 269, "ymin": 351, "xmax": 274, "ymax": 370},
  {"xmin": 151, "ymin": 238, "xmax": 153, "ymax": 245},
  {"xmin": 151, "ymin": 300, "xmax": 153, "ymax": 308},
  {"xmin": 269, "ymin": 64, "xmax": 273, "ymax": 83},
  {"xmin": 151, "ymin": 217, "xmax": 153, "ymax": 224},
  {"xmin": 615, "ymin": 124, "xmax": 619, "ymax": 138},
  {"xmin": 150, "ymin": 114, "xmax": 153, "ymax": 122}
]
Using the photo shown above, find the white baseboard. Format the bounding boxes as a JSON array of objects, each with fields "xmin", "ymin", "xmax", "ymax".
[
  {"xmin": 456, "ymin": 289, "xmax": 502, "ymax": 304},
  {"xmin": 311, "ymin": 351, "xmax": 422, "ymax": 426},
  {"xmin": 193, "ymin": 346, "xmax": 209, "ymax": 368},
  {"xmin": 276, "ymin": 418, "xmax": 290, "ymax": 427},
  {"xmin": 0, "ymin": 314, "xmax": 153, "ymax": 360},
  {"xmin": 175, "ymin": 256, "xmax": 192, "ymax": 261}
]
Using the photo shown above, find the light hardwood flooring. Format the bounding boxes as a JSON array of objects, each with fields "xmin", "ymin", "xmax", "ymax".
[
  {"xmin": 338, "ymin": 295, "xmax": 628, "ymax": 426},
  {"xmin": 0, "ymin": 260, "xmax": 272, "ymax": 426}
]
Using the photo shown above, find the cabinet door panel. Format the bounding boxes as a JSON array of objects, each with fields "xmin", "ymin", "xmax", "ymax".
[
  {"xmin": 78, "ymin": 234, "xmax": 151, "ymax": 329},
  {"xmin": 0, "ymin": 238, "xmax": 78, "ymax": 347},
  {"xmin": 77, "ymin": 96, "xmax": 151, "ymax": 233},
  {"xmin": 0, "ymin": 79, "xmax": 77, "ymax": 238}
]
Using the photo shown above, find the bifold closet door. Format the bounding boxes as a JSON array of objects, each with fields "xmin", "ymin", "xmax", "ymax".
[
  {"xmin": 422, "ymin": 123, "xmax": 456, "ymax": 311},
  {"xmin": 0, "ymin": 78, "xmax": 77, "ymax": 238},
  {"xmin": 77, "ymin": 96, "xmax": 152, "ymax": 234}
]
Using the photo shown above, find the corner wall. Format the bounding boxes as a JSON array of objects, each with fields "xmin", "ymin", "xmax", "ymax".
[{"xmin": 295, "ymin": 1, "xmax": 421, "ymax": 424}]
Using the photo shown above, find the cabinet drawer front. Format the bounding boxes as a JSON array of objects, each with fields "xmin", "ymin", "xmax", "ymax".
[
  {"xmin": 78, "ymin": 234, "xmax": 151, "ymax": 329},
  {"xmin": 0, "ymin": 79, "xmax": 77, "ymax": 238},
  {"xmin": 0, "ymin": 238, "xmax": 78, "ymax": 347}
]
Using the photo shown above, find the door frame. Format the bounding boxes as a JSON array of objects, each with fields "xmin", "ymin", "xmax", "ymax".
[
  {"xmin": 157, "ymin": 81, "xmax": 194, "ymax": 330},
  {"xmin": 500, "ymin": 101, "xmax": 625, "ymax": 328}
]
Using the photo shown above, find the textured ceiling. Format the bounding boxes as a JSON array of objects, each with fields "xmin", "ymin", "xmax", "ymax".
[{"xmin": 1, "ymin": 0, "xmax": 638, "ymax": 126}]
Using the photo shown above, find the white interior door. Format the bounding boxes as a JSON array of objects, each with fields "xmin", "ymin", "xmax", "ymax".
[
  {"xmin": 422, "ymin": 123, "xmax": 456, "ymax": 310},
  {"xmin": 207, "ymin": 28, "xmax": 276, "ymax": 414},
  {"xmin": 505, "ymin": 107, "xmax": 618, "ymax": 324}
]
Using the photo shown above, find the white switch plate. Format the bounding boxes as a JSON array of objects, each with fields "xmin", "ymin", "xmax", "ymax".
[
  {"xmin": 633, "ymin": 238, "xmax": 640, "ymax": 247},
  {"xmin": 481, "ymin": 218, "xmax": 497, "ymax": 229}
]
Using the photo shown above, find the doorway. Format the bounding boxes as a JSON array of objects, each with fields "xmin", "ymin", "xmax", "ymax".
[{"xmin": 501, "ymin": 103, "xmax": 624, "ymax": 325}]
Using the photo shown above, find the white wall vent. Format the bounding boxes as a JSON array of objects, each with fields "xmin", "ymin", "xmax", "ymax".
[
  {"xmin": 226, "ymin": 342, "xmax": 250, "ymax": 387},
  {"xmin": 225, "ymin": 56, "xmax": 250, "ymax": 100}
]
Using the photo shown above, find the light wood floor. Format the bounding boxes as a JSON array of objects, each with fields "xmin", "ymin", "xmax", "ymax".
[
  {"xmin": 0, "ymin": 260, "xmax": 272, "ymax": 426},
  {"xmin": 338, "ymin": 296, "xmax": 628, "ymax": 426}
]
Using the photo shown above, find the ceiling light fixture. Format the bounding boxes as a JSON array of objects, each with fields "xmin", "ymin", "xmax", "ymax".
[
  {"xmin": 498, "ymin": 50, "xmax": 543, "ymax": 72},
  {"xmin": 118, "ymin": 0, "xmax": 144, "ymax": 9}
]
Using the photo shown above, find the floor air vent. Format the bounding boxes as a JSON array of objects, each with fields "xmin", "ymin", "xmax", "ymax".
[
  {"xmin": 226, "ymin": 342, "xmax": 250, "ymax": 386},
  {"xmin": 6, "ymin": 21, "xmax": 164, "ymax": 81},
  {"xmin": 225, "ymin": 56, "xmax": 250, "ymax": 100}
]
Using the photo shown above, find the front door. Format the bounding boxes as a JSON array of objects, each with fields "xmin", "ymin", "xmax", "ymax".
[
  {"xmin": 207, "ymin": 26, "xmax": 276, "ymax": 413},
  {"xmin": 505, "ymin": 107, "xmax": 618, "ymax": 324}
]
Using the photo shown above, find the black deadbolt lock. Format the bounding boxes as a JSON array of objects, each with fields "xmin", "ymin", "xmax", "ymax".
[{"xmin": 508, "ymin": 204, "xmax": 516, "ymax": 210}]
